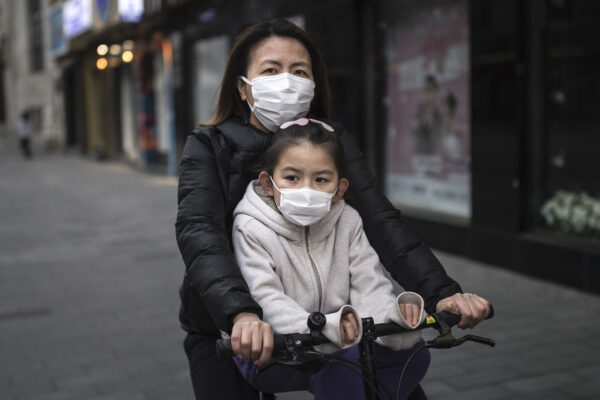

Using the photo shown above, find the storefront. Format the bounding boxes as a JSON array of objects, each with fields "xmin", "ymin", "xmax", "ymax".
[
  {"xmin": 53, "ymin": 0, "xmax": 599, "ymax": 292},
  {"xmin": 374, "ymin": 0, "xmax": 600, "ymax": 293},
  {"xmin": 166, "ymin": 0, "xmax": 600, "ymax": 292}
]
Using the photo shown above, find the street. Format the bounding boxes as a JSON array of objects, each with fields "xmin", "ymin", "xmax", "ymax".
[{"xmin": 1, "ymin": 136, "xmax": 599, "ymax": 400}]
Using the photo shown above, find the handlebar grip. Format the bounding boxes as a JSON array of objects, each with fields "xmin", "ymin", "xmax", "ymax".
[
  {"xmin": 438, "ymin": 303, "xmax": 494, "ymax": 327},
  {"xmin": 215, "ymin": 339, "xmax": 233, "ymax": 359},
  {"xmin": 438, "ymin": 311, "xmax": 461, "ymax": 327}
]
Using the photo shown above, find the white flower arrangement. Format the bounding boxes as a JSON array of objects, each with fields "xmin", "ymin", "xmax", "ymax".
[{"xmin": 540, "ymin": 190, "xmax": 600, "ymax": 239}]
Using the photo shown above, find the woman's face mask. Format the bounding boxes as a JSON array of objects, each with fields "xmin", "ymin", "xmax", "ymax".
[
  {"xmin": 270, "ymin": 176, "xmax": 336, "ymax": 226},
  {"xmin": 241, "ymin": 73, "xmax": 315, "ymax": 132}
]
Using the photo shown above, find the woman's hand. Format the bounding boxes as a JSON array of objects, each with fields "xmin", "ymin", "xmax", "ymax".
[
  {"xmin": 231, "ymin": 313, "xmax": 274, "ymax": 367},
  {"xmin": 436, "ymin": 293, "xmax": 490, "ymax": 329},
  {"xmin": 399, "ymin": 303, "xmax": 421, "ymax": 327},
  {"xmin": 340, "ymin": 311, "xmax": 360, "ymax": 346}
]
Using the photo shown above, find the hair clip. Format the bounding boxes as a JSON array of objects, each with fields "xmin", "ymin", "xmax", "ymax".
[{"xmin": 280, "ymin": 118, "xmax": 334, "ymax": 132}]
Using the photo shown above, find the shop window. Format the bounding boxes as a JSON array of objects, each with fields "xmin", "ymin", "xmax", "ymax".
[
  {"xmin": 192, "ymin": 35, "xmax": 229, "ymax": 125},
  {"xmin": 380, "ymin": 0, "xmax": 471, "ymax": 222},
  {"xmin": 538, "ymin": 0, "xmax": 600, "ymax": 242},
  {"xmin": 27, "ymin": 0, "xmax": 44, "ymax": 72}
]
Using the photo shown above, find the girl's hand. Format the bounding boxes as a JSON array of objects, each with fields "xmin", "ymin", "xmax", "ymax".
[
  {"xmin": 436, "ymin": 293, "xmax": 490, "ymax": 329},
  {"xmin": 231, "ymin": 312, "xmax": 274, "ymax": 367},
  {"xmin": 340, "ymin": 311, "xmax": 360, "ymax": 346},
  {"xmin": 399, "ymin": 303, "xmax": 421, "ymax": 327}
]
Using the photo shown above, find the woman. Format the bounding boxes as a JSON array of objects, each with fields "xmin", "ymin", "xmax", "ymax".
[{"xmin": 175, "ymin": 18, "xmax": 490, "ymax": 399}]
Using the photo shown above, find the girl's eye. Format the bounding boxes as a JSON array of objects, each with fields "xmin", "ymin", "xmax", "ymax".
[
  {"xmin": 315, "ymin": 177, "xmax": 329, "ymax": 184},
  {"xmin": 284, "ymin": 175, "xmax": 299, "ymax": 182}
]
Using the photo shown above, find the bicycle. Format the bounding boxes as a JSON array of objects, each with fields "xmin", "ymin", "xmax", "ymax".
[{"xmin": 217, "ymin": 307, "xmax": 495, "ymax": 400}]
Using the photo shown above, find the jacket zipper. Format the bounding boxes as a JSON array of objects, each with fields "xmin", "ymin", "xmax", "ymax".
[{"xmin": 305, "ymin": 226, "xmax": 323, "ymax": 311}]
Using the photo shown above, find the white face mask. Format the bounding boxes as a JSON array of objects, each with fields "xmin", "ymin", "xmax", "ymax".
[
  {"xmin": 241, "ymin": 73, "xmax": 315, "ymax": 132},
  {"xmin": 270, "ymin": 176, "xmax": 337, "ymax": 227}
]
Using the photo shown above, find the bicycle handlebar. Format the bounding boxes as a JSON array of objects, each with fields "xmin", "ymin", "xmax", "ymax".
[{"xmin": 216, "ymin": 305, "xmax": 494, "ymax": 359}]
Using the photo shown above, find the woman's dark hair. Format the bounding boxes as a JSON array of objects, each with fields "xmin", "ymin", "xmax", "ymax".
[
  {"xmin": 258, "ymin": 120, "xmax": 346, "ymax": 179},
  {"xmin": 204, "ymin": 19, "xmax": 331, "ymax": 126}
]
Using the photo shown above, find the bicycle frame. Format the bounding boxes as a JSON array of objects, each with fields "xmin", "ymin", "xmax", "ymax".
[{"xmin": 358, "ymin": 317, "xmax": 381, "ymax": 400}]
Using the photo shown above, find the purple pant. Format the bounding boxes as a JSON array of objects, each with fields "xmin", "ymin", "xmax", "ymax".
[{"xmin": 234, "ymin": 340, "xmax": 430, "ymax": 400}]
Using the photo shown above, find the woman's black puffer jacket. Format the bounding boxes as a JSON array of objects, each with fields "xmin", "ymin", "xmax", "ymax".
[{"xmin": 175, "ymin": 117, "xmax": 462, "ymax": 336}]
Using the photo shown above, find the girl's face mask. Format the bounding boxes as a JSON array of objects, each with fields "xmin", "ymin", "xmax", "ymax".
[
  {"xmin": 241, "ymin": 73, "xmax": 315, "ymax": 132},
  {"xmin": 270, "ymin": 176, "xmax": 337, "ymax": 226}
]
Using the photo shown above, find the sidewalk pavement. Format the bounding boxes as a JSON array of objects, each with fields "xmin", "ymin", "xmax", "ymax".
[{"xmin": 1, "ymin": 138, "xmax": 599, "ymax": 400}]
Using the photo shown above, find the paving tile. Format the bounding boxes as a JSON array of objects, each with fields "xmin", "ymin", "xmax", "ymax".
[
  {"xmin": 562, "ymin": 380, "xmax": 600, "ymax": 398},
  {"xmin": 441, "ymin": 366, "xmax": 519, "ymax": 390},
  {"xmin": 419, "ymin": 379, "xmax": 456, "ymax": 396},
  {"xmin": 502, "ymin": 371, "xmax": 578, "ymax": 393},
  {"xmin": 17, "ymin": 387, "xmax": 100, "ymax": 400},
  {"xmin": 275, "ymin": 392, "xmax": 312, "ymax": 400},
  {"xmin": 55, "ymin": 370, "xmax": 132, "ymax": 391},
  {"xmin": 1, "ymin": 143, "xmax": 599, "ymax": 400},
  {"xmin": 6, "ymin": 378, "xmax": 57, "ymax": 398},
  {"xmin": 569, "ymin": 363, "xmax": 600, "ymax": 382},
  {"xmin": 518, "ymin": 388, "xmax": 578, "ymax": 400},
  {"xmin": 435, "ymin": 384, "xmax": 516, "ymax": 400},
  {"xmin": 86, "ymin": 392, "xmax": 146, "ymax": 400}
]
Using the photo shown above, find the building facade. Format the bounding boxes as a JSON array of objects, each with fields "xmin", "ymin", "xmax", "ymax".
[
  {"xmin": 1, "ymin": 0, "xmax": 598, "ymax": 292},
  {"xmin": 0, "ymin": 0, "xmax": 65, "ymax": 149}
]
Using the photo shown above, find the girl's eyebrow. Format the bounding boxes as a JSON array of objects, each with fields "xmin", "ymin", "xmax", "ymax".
[
  {"xmin": 280, "ymin": 167, "xmax": 334, "ymax": 175},
  {"xmin": 280, "ymin": 166, "xmax": 301, "ymax": 173},
  {"xmin": 314, "ymin": 170, "xmax": 334, "ymax": 175}
]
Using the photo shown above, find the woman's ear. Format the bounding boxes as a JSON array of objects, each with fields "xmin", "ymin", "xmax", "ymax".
[
  {"xmin": 236, "ymin": 76, "xmax": 248, "ymax": 102},
  {"xmin": 332, "ymin": 178, "xmax": 349, "ymax": 203},
  {"xmin": 258, "ymin": 171, "xmax": 275, "ymax": 197}
]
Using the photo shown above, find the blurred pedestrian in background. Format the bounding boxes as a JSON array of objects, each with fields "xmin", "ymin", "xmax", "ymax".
[
  {"xmin": 17, "ymin": 110, "xmax": 33, "ymax": 159},
  {"xmin": 175, "ymin": 18, "xmax": 490, "ymax": 400}
]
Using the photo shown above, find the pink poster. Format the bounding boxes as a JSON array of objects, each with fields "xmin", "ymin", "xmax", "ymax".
[{"xmin": 385, "ymin": 0, "xmax": 471, "ymax": 219}]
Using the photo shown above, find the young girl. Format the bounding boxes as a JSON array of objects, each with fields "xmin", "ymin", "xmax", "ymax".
[{"xmin": 231, "ymin": 118, "xmax": 431, "ymax": 399}]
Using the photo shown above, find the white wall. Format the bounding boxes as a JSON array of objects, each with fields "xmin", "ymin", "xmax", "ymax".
[{"xmin": 0, "ymin": 0, "xmax": 65, "ymax": 148}]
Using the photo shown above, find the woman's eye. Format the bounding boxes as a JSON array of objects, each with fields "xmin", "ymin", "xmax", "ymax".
[
  {"xmin": 315, "ymin": 177, "xmax": 329, "ymax": 184},
  {"xmin": 294, "ymin": 69, "xmax": 308, "ymax": 76},
  {"xmin": 262, "ymin": 68, "xmax": 277, "ymax": 74}
]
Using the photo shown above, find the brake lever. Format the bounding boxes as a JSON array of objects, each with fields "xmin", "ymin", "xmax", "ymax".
[
  {"xmin": 425, "ymin": 332, "xmax": 456, "ymax": 349},
  {"xmin": 426, "ymin": 333, "xmax": 495, "ymax": 349},
  {"xmin": 463, "ymin": 334, "xmax": 495, "ymax": 347}
]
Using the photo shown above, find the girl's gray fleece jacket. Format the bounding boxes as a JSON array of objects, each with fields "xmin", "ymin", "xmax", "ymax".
[{"xmin": 232, "ymin": 181, "xmax": 426, "ymax": 352}]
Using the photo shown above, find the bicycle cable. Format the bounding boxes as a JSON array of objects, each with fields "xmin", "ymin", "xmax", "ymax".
[
  {"xmin": 395, "ymin": 343, "xmax": 427, "ymax": 400},
  {"xmin": 328, "ymin": 356, "xmax": 395, "ymax": 400}
]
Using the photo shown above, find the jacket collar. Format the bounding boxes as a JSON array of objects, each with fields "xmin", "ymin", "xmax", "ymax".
[{"xmin": 218, "ymin": 117, "xmax": 271, "ymax": 153}]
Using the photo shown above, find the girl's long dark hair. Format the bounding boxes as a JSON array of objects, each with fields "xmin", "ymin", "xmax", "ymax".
[{"xmin": 204, "ymin": 19, "xmax": 331, "ymax": 126}]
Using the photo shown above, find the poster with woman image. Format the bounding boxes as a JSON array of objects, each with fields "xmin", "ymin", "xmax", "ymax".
[{"xmin": 384, "ymin": 0, "xmax": 470, "ymax": 219}]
